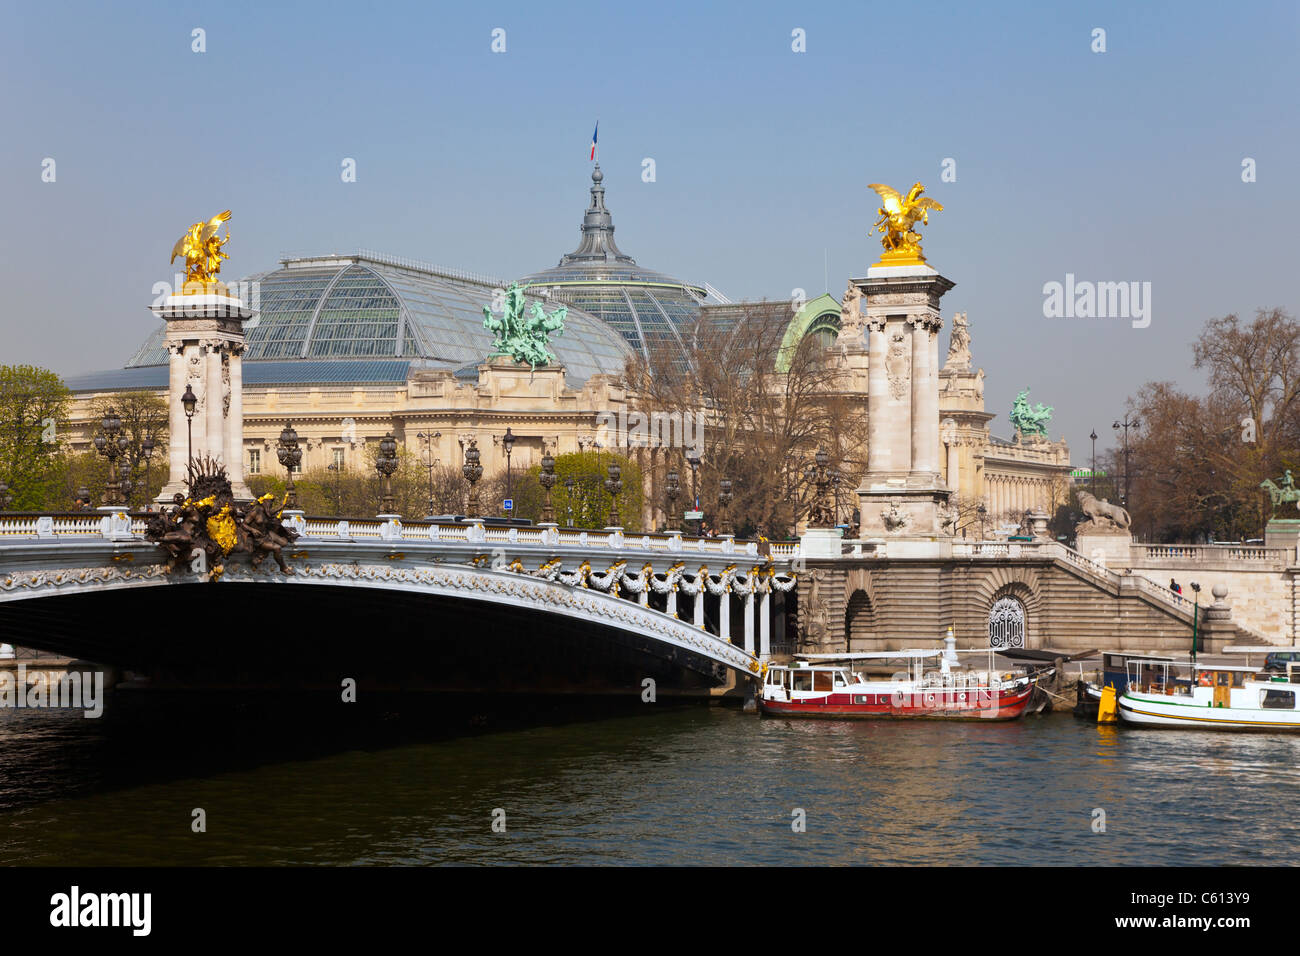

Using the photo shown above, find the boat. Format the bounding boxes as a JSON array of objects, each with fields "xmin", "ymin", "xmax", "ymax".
[
  {"xmin": 1076, "ymin": 651, "xmax": 1175, "ymax": 718},
  {"xmin": 759, "ymin": 645, "xmax": 1037, "ymax": 721},
  {"xmin": 1117, "ymin": 657, "xmax": 1300, "ymax": 731}
]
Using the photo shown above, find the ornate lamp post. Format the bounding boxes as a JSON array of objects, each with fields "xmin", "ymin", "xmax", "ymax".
[
  {"xmin": 687, "ymin": 453, "xmax": 702, "ymax": 535},
  {"xmin": 76, "ymin": 486, "xmax": 90, "ymax": 511},
  {"xmin": 462, "ymin": 440, "xmax": 483, "ymax": 518},
  {"xmin": 139, "ymin": 435, "xmax": 156, "ymax": 509},
  {"xmin": 180, "ymin": 384, "xmax": 197, "ymax": 479},
  {"xmin": 539, "ymin": 448, "xmax": 557, "ymax": 524},
  {"xmin": 417, "ymin": 430, "xmax": 441, "ymax": 516},
  {"xmin": 94, "ymin": 409, "xmax": 130, "ymax": 507},
  {"xmin": 977, "ymin": 501, "xmax": 988, "ymax": 540},
  {"xmin": 718, "ymin": 476, "xmax": 734, "ymax": 535},
  {"xmin": 665, "ymin": 469, "xmax": 680, "ymax": 531},
  {"xmin": 501, "ymin": 427, "xmax": 516, "ymax": 516},
  {"xmin": 832, "ymin": 472, "xmax": 843, "ymax": 527},
  {"xmin": 1112, "ymin": 415, "xmax": 1139, "ymax": 507},
  {"xmin": 326, "ymin": 462, "xmax": 343, "ymax": 515},
  {"xmin": 563, "ymin": 475, "xmax": 575, "ymax": 527},
  {"xmin": 376, "ymin": 432, "xmax": 399, "ymax": 515},
  {"xmin": 277, "ymin": 423, "xmax": 302, "ymax": 510},
  {"xmin": 604, "ymin": 461, "xmax": 623, "ymax": 528}
]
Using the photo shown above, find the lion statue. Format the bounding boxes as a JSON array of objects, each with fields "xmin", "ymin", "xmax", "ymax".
[{"xmin": 1076, "ymin": 490, "xmax": 1131, "ymax": 531}]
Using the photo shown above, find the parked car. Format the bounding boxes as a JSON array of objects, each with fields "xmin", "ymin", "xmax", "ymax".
[{"xmin": 1264, "ymin": 651, "xmax": 1300, "ymax": 673}]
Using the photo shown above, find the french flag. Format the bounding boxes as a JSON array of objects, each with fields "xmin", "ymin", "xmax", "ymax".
[{"xmin": 589, "ymin": 121, "xmax": 598, "ymax": 161}]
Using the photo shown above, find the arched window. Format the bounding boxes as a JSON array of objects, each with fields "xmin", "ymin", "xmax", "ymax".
[
  {"xmin": 988, "ymin": 597, "xmax": 1026, "ymax": 649},
  {"xmin": 805, "ymin": 312, "xmax": 840, "ymax": 353}
]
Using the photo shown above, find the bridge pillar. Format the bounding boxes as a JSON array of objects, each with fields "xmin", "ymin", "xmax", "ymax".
[
  {"xmin": 720, "ymin": 589, "xmax": 731, "ymax": 643},
  {"xmin": 694, "ymin": 585, "xmax": 705, "ymax": 629},
  {"xmin": 153, "ymin": 292, "xmax": 256, "ymax": 503},
  {"xmin": 854, "ymin": 264, "xmax": 955, "ymax": 540}
]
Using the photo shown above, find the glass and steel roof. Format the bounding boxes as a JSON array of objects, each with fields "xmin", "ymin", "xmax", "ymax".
[
  {"xmin": 515, "ymin": 165, "xmax": 724, "ymax": 366},
  {"xmin": 117, "ymin": 252, "xmax": 634, "ymax": 390}
]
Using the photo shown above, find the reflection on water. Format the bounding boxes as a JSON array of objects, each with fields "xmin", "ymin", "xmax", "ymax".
[{"xmin": 2, "ymin": 691, "xmax": 1299, "ymax": 865}]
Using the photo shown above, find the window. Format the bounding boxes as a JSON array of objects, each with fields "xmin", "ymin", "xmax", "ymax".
[
  {"xmin": 332, "ymin": 447, "xmax": 345, "ymax": 470},
  {"xmin": 813, "ymin": 671, "xmax": 833, "ymax": 692},
  {"xmin": 1261, "ymin": 689, "xmax": 1295, "ymax": 710},
  {"xmin": 791, "ymin": 672, "xmax": 812, "ymax": 692},
  {"xmin": 248, "ymin": 449, "xmax": 260, "ymax": 474}
]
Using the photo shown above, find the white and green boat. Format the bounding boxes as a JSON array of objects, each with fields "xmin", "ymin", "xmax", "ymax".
[{"xmin": 1118, "ymin": 658, "xmax": 1300, "ymax": 731}]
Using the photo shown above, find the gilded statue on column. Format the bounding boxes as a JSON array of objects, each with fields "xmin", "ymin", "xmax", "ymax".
[
  {"xmin": 867, "ymin": 183, "xmax": 943, "ymax": 265},
  {"xmin": 170, "ymin": 210, "xmax": 232, "ymax": 292}
]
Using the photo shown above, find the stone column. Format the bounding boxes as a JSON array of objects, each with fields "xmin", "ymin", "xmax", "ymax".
[
  {"xmin": 225, "ymin": 343, "xmax": 250, "ymax": 498},
  {"xmin": 944, "ymin": 432, "xmax": 960, "ymax": 492},
  {"xmin": 760, "ymin": 589, "xmax": 771, "ymax": 659},
  {"xmin": 204, "ymin": 342, "xmax": 223, "ymax": 467},
  {"xmin": 167, "ymin": 343, "xmax": 187, "ymax": 489},
  {"xmin": 866, "ymin": 317, "xmax": 890, "ymax": 474},
  {"xmin": 910, "ymin": 317, "xmax": 934, "ymax": 477}
]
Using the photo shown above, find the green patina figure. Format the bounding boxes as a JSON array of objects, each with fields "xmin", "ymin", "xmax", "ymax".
[
  {"xmin": 483, "ymin": 282, "xmax": 567, "ymax": 370},
  {"xmin": 1261, "ymin": 470, "xmax": 1300, "ymax": 516},
  {"xmin": 1010, "ymin": 387, "xmax": 1053, "ymax": 439}
]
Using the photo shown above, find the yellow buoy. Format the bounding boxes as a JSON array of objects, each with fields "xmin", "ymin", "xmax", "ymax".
[{"xmin": 1097, "ymin": 684, "xmax": 1118, "ymax": 724}]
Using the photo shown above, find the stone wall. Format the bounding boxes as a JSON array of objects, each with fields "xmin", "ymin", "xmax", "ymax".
[{"xmin": 797, "ymin": 553, "xmax": 1244, "ymax": 656}]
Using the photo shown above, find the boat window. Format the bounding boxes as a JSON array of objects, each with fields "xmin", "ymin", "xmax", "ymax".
[
  {"xmin": 791, "ymin": 671, "xmax": 813, "ymax": 692},
  {"xmin": 813, "ymin": 670, "xmax": 833, "ymax": 692},
  {"xmin": 1232, "ymin": 672, "xmax": 1248, "ymax": 688},
  {"xmin": 1261, "ymin": 689, "xmax": 1296, "ymax": 710},
  {"xmin": 1216, "ymin": 671, "xmax": 1231, "ymax": 686},
  {"xmin": 833, "ymin": 671, "xmax": 849, "ymax": 688}
]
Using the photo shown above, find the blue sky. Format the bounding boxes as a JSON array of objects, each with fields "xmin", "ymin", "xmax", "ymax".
[{"xmin": 1, "ymin": 0, "xmax": 1297, "ymax": 458}]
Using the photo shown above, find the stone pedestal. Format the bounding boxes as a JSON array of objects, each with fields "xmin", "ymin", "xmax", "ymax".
[
  {"xmin": 799, "ymin": 527, "xmax": 844, "ymax": 558},
  {"xmin": 154, "ymin": 293, "xmax": 256, "ymax": 503},
  {"xmin": 1265, "ymin": 518, "xmax": 1300, "ymax": 552},
  {"xmin": 1075, "ymin": 526, "xmax": 1133, "ymax": 568},
  {"xmin": 855, "ymin": 263, "xmax": 956, "ymax": 538}
]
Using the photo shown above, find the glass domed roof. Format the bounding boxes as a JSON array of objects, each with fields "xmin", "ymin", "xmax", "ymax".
[
  {"xmin": 516, "ymin": 165, "xmax": 725, "ymax": 366},
  {"xmin": 123, "ymin": 252, "xmax": 634, "ymax": 386}
]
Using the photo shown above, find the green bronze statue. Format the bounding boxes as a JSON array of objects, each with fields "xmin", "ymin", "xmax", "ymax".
[
  {"xmin": 483, "ymin": 282, "xmax": 567, "ymax": 370},
  {"xmin": 1261, "ymin": 469, "xmax": 1300, "ymax": 515},
  {"xmin": 1009, "ymin": 387, "xmax": 1053, "ymax": 439}
]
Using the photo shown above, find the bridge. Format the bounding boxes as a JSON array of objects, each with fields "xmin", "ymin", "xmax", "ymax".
[{"xmin": 0, "ymin": 513, "xmax": 799, "ymax": 695}]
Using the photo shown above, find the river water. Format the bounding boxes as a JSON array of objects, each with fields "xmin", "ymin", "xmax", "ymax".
[{"xmin": 1, "ymin": 692, "xmax": 1297, "ymax": 866}]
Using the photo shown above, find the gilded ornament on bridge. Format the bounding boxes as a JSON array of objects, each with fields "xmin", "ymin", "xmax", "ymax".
[
  {"xmin": 170, "ymin": 210, "xmax": 232, "ymax": 293},
  {"xmin": 868, "ymin": 182, "xmax": 944, "ymax": 265},
  {"xmin": 143, "ymin": 457, "xmax": 299, "ymax": 579},
  {"xmin": 482, "ymin": 282, "xmax": 567, "ymax": 370}
]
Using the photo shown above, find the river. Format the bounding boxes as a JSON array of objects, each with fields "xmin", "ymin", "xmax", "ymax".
[{"xmin": 1, "ymin": 692, "xmax": 1297, "ymax": 865}]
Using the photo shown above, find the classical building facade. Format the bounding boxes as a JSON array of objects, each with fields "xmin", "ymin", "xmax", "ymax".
[{"xmin": 63, "ymin": 167, "xmax": 1070, "ymax": 529}]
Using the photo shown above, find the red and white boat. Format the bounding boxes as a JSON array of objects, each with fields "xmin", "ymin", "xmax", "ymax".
[{"xmin": 760, "ymin": 647, "xmax": 1037, "ymax": 721}]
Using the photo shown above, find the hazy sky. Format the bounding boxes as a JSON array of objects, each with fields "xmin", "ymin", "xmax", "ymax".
[{"xmin": 2, "ymin": 0, "xmax": 1297, "ymax": 459}]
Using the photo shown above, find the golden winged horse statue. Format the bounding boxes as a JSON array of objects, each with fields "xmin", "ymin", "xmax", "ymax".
[
  {"xmin": 867, "ymin": 183, "xmax": 943, "ymax": 264},
  {"xmin": 171, "ymin": 210, "xmax": 232, "ymax": 291}
]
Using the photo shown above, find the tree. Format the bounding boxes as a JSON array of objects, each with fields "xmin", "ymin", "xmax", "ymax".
[
  {"xmin": 0, "ymin": 365, "xmax": 70, "ymax": 510},
  {"xmin": 88, "ymin": 392, "xmax": 169, "ymax": 507},
  {"xmin": 1125, "ymin": 308, "xmax": 1300, "ymax": 541},
  {"xmin": 625, "ymin": 301, "xmax": 866, "ymax": 538}
]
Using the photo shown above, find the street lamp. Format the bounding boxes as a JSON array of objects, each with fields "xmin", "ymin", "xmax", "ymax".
[
  {"xmin": 501, "ymin": 427, "xmax": 516, "ymax": 517},
  {"xmin": 1190, "ymin": 581, "xmax": 1202, "ymax": 662},
  {"xmin": 718, "ymin": 476, "xmax": 734, "ymax": 535},
  {"xmin": 376, "ymin": 432, "xmax": 399, "ymax": 515},
  {"xmin": 806, "ymin": 448, "xmax": 832, "ymax": 527},
  {"xmin": 326, "ymin": 462, "xmax": 343, "ymax": 515},
  {"xmin": 1089, "ymin": 429, "xmax": 1098, "ymax": 496},
  {"xmin": 417, "ymin": 430, "xmax": 441, "ymax": 516},
  {"xmin": 277, "ymin": 423, "xmax": 302, "ymax": 509},
  {"xmin": 687, "ymin": 453, "xmax": 701, "ymax": 536},
  {"xmin": 462, "ymin": 440, "xmax": 483, "ymax": 518},
  {"xmin": 140, "ymin": 435, "xmax": 156, "ymax": 509},
  {"xmin": 539, "ymin": 448, "xmax": 557, "ymax": 524},
  {"xmin": 605, "ymin": 461, "xmax": 623, "ymax": 528},
  {"xmin": 977, "ymin": 501, "xmax": 988, "ymax": 540},
  {"xmin": 94, "ymin": 409, "xmax": 129, "ymax": 507},
  {"xmin": 1112, "ymin": 415, "xmax": 1139, "ymax": 507},
  {"xmin": 180, "ymin": 384, "xmax": 197, "ymax": 480},
  {"xmin": 665, "ymin": 469, "xmax": 680, "ymax": 531}
]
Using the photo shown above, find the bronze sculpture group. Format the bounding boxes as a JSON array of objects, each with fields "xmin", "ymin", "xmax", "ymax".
[{"xmin": 145, "ymin": 458, "xmax": 298, "ymax": 579}]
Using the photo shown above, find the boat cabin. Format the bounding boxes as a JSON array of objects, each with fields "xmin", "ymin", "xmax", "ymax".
[{"xmin": 1124, "ymin": 659, "xmax": 1300, "ymax": 710}]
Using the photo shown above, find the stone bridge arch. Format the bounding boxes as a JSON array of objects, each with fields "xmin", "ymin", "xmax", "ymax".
[{"xmin": 972, "ymin": 566, "xmax": 1043, "ymax": 649}]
